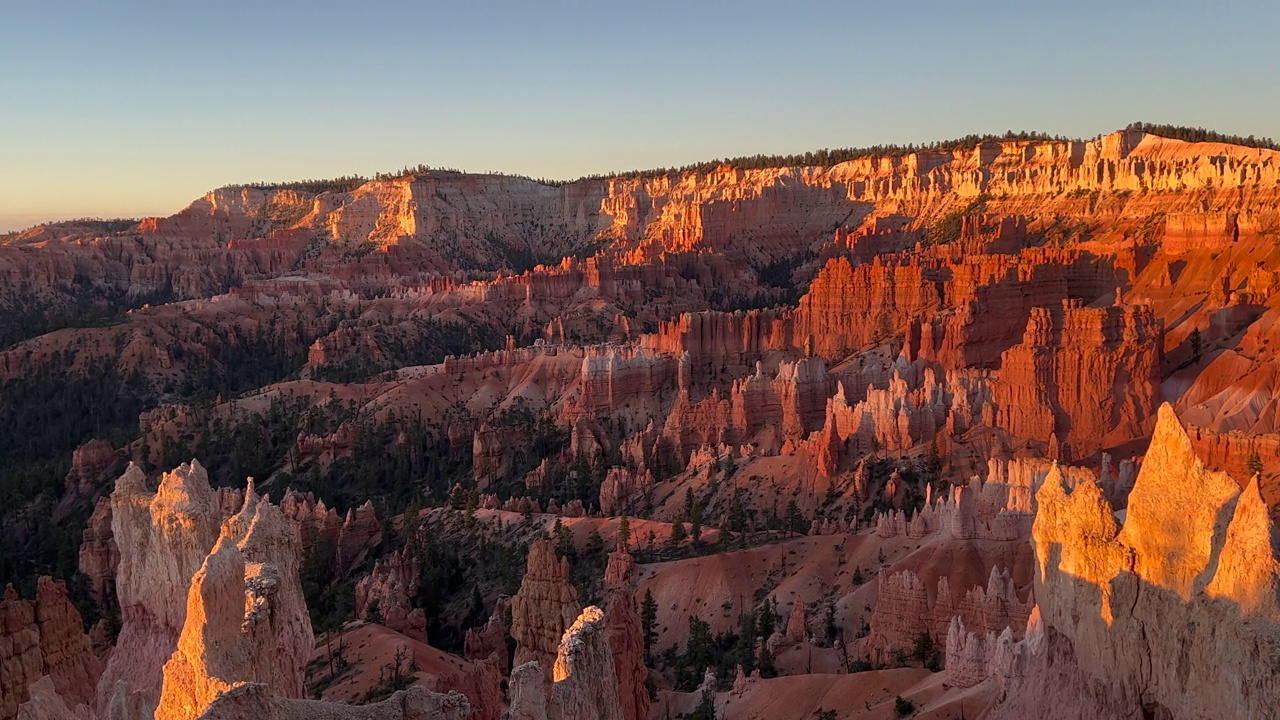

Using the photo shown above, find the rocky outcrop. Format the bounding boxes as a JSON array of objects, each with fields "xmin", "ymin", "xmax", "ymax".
[
  {"xmin": 1162, "ymin": 212, "xmax": 1244, "ymax": 254},
  {"xmin": 507, "ymin": 662, "xmax": 548, "ymax": 720},
  {"xmin": 463, "ymin": 598, "xmax": 510, "ymax": 675},
  {"xmin": 601, "ymin": 551, "xmax": 647, "ymax": 720},
  {"xmin": 1, "ymin": 586, "xmax": 44, "ymax": 720},
  {"xmin": 61, "ymin": 440, "xmax": 123, "ymax": 505},
  {"xmin": 155, "ymin": 481, "xmax": 313, "ymax": 720},
  {"xmin": 15, "ymin": 675, "xmax": 84, "ymax": 720},
  {"xmin": 818, "ymin": 364, "xmax": 965, "ymax": 460},
  {"xmin": 471, "ymin": 424, "xmax": 525, "ymax": 485},
  {"xmin": 992, "ymin": 404, "xmax": 1280, "ymax": 719},
  {"xmin": 97, "ymin": 461, "xmax": 225, "ymax": 717},
  {"xmin": 504, "ymin": 607, "xmax": 622, "ymax": 720},
  {"xmin": 729, "ymin": 364, "xmax": 784, "ymax": 441},
  {"xmin": 278, "ymin": 492, "xmax": 380, "ymax": 575},
  {"xmin": 944, "ymin": 616, "xmax": 987, "ymax": 688},
  {"xmin": 28, "ymin": 579, "xmax": 102, "ymax": 713},
  {"xmin": 435, "ymin": 656, "xmax": 503, "ymax": 720},
  {"xmin": 580, "ymin": 348, "xmax": 674, "ymax": 414},
  {"xmin": 867, "ymin": 566, "xmax": 1033, "ymax": 664},
  {"xmin": 549, "ymin": 607, "xmax": 621, "ymax": 720},
  {"xmin": 1, "ymin": 579, "xmax": 103, "ymax": 720},
  {"xmin": 80, "ymin": 462, "xmax": 321, "ymax": 720},
  {"xmin": 784, "ymin": 599, "xmax": 807, "ymax": 643},
  {"xmin": 355, "ymin": 550, "xmax": 428, "ymax": 643},
  {"xmin": 511, "ymin": 540, "xmax": 581, "ymax": 681},
  {"xmin": 78, "ymin": 499, "xmax": 117, "ymax": 605},
  {"xmin": 993, "ymin": 300, "xmax": 1163, "ymax": 460},
  {"xmin": 41, "ymin": 462, "xmax": 504, "ymax": 720},
  {"xmin": 80, "ymin": 484, "xmax": 379, "ymax": 617},
  {"xmin": 866, "ymin": 570, "xmax": 931, "ymax": 663},
  {"xmin": 598, "ymin": 468, "xmax": 654, "ymax": 517},
  {"xmin": 793, "ymin": 257, "xmax": 940, "ymax": 359},
  {"xmin": 773, "ymin": 358, "xmax": 830, "ymax": 440},
  {"xmin": 641, "ymin": 310, "xmax": 787, "ymax": 376},
  {"xmin": 872, "ymin": 456, "xmax": 1064, "ymax": 542},
  {"xmin": 945, "ymin": 608, "xmax": 1046, "ymax": 691},
  {"xmin": 153, "ymin": 542, "xmax": 246, "ymax": 720}
]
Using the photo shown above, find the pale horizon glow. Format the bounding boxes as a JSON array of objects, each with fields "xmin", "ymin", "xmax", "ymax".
[{"xmin": 4, "ymin": 1, "xmax": 1280, "ymax": 232}]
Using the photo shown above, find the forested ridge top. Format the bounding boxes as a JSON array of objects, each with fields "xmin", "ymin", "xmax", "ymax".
[{"xmin": 229, "ymin": 123, "xmax": 1280, "ymax": 194}]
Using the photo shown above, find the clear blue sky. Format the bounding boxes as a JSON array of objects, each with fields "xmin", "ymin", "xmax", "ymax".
[{"xmin": 4, "ymin": 0, "xmax": 1279, "ymax": 231}]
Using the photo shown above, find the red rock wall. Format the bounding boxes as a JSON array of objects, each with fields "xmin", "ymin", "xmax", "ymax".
[
  {"xmin": 793, "ymin": 257, "xmax": 940, "ymax": 360},
  {"xmin": 993, "ymin": 300, "xmax": 1163, "ymax": 459},
  {"xmin": 0, "ymin": 579, "xmax": 102, "ymax": 720}
]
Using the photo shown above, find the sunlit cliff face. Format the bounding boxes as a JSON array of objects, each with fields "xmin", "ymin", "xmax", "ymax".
[
  {"xmin": 7, "ymin": 131, "xmax": 1280, "ymax": 720},
  {"xmin": 1023, "ymin": 404, "xmax": 1280, "ymax": 720}
]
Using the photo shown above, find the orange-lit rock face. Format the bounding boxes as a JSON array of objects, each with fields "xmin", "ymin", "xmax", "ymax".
[
  {"xmin": 97, "ymin": 461, "xmax": 225, "ymax": 717},
  {"xmin": 1115, "ymin": 405, "xmax": 1241, "ymax": 599},
  {"xmin": 1007, "ymin": 404, "xmax": 1280, "ymax": 719},
  {"xmin": 154, "ymin": 481, "xmax": 313, "ymax": 720},
  {"xmin": 549, "ymin": 607, "xmax": 621, "ymax": 720},
  {"xmin": 793, "ymin": 257, "xmax": 940, "ymax": 360},
  {"xmin": 154, "ymin": 541, "xmax": 245, "ymax": 720},
  {"xmin": 993, "ymin": 301, "xmax": 1164, "ymax": 460}
]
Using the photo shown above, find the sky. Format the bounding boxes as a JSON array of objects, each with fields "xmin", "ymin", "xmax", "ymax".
[{"xmin": 3, "ymin": 0, "xmax": 1280, "ymax": 231}]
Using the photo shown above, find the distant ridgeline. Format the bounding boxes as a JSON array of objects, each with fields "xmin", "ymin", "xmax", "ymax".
[
  {"xmin": 228, "ymin": 123, "xmax": 1280, "ymax": 195},
  {"xmin": 1123, "ymin": 121, "xmax": 1280, "ymax": 151},
  {"xmin": 587, "ymin": 130, "xmax": 1069, "ymax": 181}
]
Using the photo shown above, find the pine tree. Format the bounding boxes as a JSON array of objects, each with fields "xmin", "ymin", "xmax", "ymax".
[
  {"xmin": 926, "ymin": 438, "xmax": 943, "ymax": 484},
  {"xmin": 401, "ymin": 496, "xmax": 422, "ymax": 550},
  {"xmin": 1248, "ymin": 449, "xmax": 1264, "ymax": 478},
  {"xmin": 785, "ymin": 500, "xmax": 806, "ymax": 537},
  {"xmin": 736, "ymin": 608, "xmax": 758, "ymax": 675},
  {"xmin": 913, "ymin": 631, "xmax": 935, "ymax": 663},
  {"xmin": 686, "ymin": 616, "xmax": 714, "ymax": 674},
  {"xmin": 667, "ymin": 520, "xmax": 687, "ymax": 550},
  {"xmin": 554, "ymin": 518, "xmax": 576, "ymax": 562},
  {"xmin": 585, "ymin": 529, "xmax": 605, "ymax": 559},
  {"xmin": 641, "ymin": 590, "xmax": 658, "ymax": 660},
  {"xmin": 756, "ymin": 602, "xmax": 775, "ymax": 638},
  {"xmin": 617, "ymin": 513, "xmax": 631, "ymax": 550},
  {"xmin": 466, "ymin": 586, "xmax": 485, "ymax": 628},
  {"xmin": 758, "ymin": 643, "xmax": 777, "ymax": 678},
  {"xmin": 728, "ymin": 491, "xmax": 748, "ymax": 533}
]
